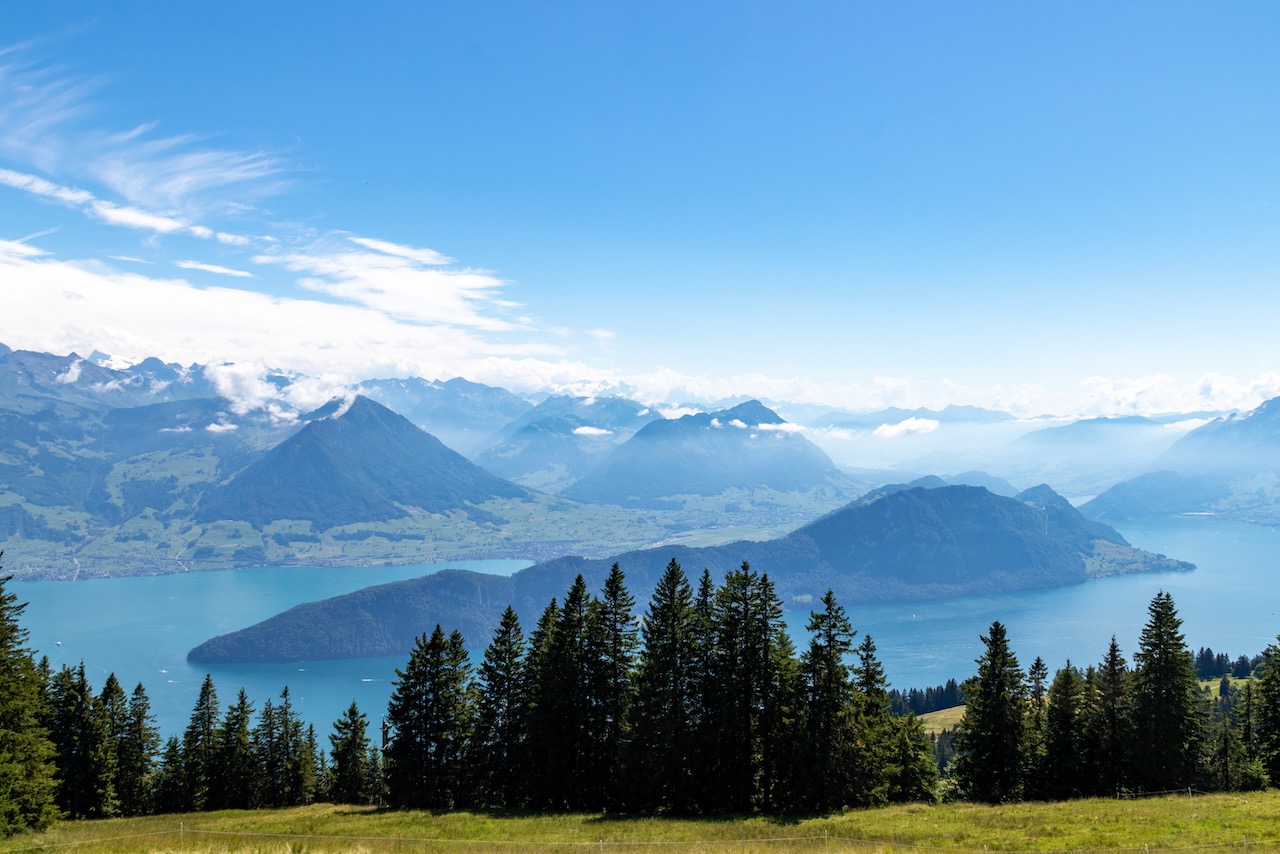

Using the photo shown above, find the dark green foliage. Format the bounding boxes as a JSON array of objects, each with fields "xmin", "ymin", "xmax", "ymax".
[
  {"xmin": 885, "ymin": 714, "xmax": 939, "ymax": 803},
  {"xmin": 215, "ymin": 689, "xmax": 257, "ymax": 809},
  {"xmin": 1257, "ymin": 638, "xmax": 1280, "ymax": 783},
  {"xmin": 385, "ymin": 626, "xmax": 474, "ymax": 809},
  {"xmin": 800, "ymin": 589, "xmax": 858, "ymax": 810},
  {"xmin": 46, "ymin": 663, "xmax": 117, "ymax": 818},
  {"xmin": 630, "ymin": 559, "xmax": 697, "ymax": 812},
  {"xmin": 115, "ymin": 683, "xmax": 158, "ymax": 816},
  {"xmin": 470, "ymin": 606, "xmax": 526, "ymax": 808},
  {"xmin": 953, "ymin": 621, "xmax": 1026, "ymax": 803},
  {"xmin": 181, "ymin": 674, "xmax": 219, "ymax": 811},
  {"xmin": 705, "ymin": 564, "xmax": 800, "ymax": 811},
  {"xmin": 328, "ymin": 702, "xmax": 376, "ymax": 805},
  {"xmin": 1042, "ymin": 663, "xmax": 1087, "ymax": 799},
  {"xmin": 589, "ymin": 563, "xmax": 638, "ymax": 808},
  {"xmin": 0, "ymin": 571, "xmax": 58, "ymax": 834},
  {"xmin": 1084, "ymin": 636, "xmax": 1130, "ymax": 796},
  {"xmin": 1131, "ymin": 591, "xmax": 1204, "ymax": 791}
]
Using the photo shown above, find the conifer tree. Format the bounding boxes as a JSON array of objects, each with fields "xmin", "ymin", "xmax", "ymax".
[
  {"xmin": 589, "ymin": 563, "xmax": 638, "ymax": 808},
  {"xmin": 852, "ymin": 632, "xmax": 893, "ymax": 805},
  {"xmin": 800, "ymin": 589, "xmax": 857, "ymax": 810},
  {"xmin": 1022, "ymin": 656, "xmax": 1049, "ymax": 797},
  {"xmin": 1083, "ymin": 636, "xmax": 1131, "ymax": 796},
  {"xmin": 706, "ymin": 564, "xmax": 799, "ymax": 811},
  {"xmin": 215, "ymin": 689, "xmax": 257, "ymax": 809},
  {"xmin": 0, "ymin": 570, "xmax": 58, "ymax": 834},
  {"xmin": 151, "ymin": 736, "xmax": 186, "ymax": 814},
  {"xmin": 1131, "ymin": 591, "xmax": 1203, "ymax": 791},
  {"xmin": 329, "ymin": 701, "xmax": 375, "ymax": 804},
  {"xmin": 1256, "ymin": 637, "xmax": 1280, "ymax": 784},
  {"xmin": 385, "ymin": 626, "xmax": 475, "ymax": 809},
  {"xmin": 631, "ymin": 558, "xmax": 697, "ymax": 812},
  {"xmin": 470, "ymin": 606, "xmax": 526, "ymax": 807},
  {"xmin": 1043, "ymin": 663, "xmax": 1086, "ymax": 799},
  {"xmin": 884, "ymin": 714, "xmax": 938, "ymax": 803},
  {"xmin": 686, "ymin": 568, "xmax": 717, "ymax": 810},
  {"xmin": 953, "ymin": 621, "xmax": 1026, "ymax": 803},
  {"xmin": 116, "ymin": 683, "xmax": 159, "ymax": 816},
  {"xmin": 47, "ymin": 663, "xmax": 117, "ymax": 818},
  {"xmin": 181, "ymin": 674, "xmax": 220, "ymax": 811},
  {"xmin": 521, "ymin": 597, "xmax": 560, "ymax": 808}
]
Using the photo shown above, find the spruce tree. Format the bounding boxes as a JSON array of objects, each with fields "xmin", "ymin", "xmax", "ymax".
[
  {"xmin": 181, "ymin": 674, "xmax": 220, "ymax": 811},
  {"xmin": 329, "ymin": 701, "xmax": 374, "ymax": 804},
  {"xmin": 884, "ymin": 714, "xmax": 939, "ymax": 803},
  {"xmin": 471, "ymin": 606, "xmax": 526, "ymax": 808},
  {"xmin": 47, "ymin": 663, "xmax": 117, "ymax": 818},
  {"xmin": 0, "ymin": 570, "xmax": 58, "ymax": 834},
  {"xmin": 799, "ymin": 589, "xmax": 857, "ymax": 810},
  {"xmin": 215, "ymin": 689, "xmax": 257, "ymax": 810},
  {"xmin": 1256, "ymin": 637, "xmax": 1280, "ymax": 784},
  {"xmin": 385, "ymin": 626, "xmax": 474, "ymax": 809},
  {"xmin": 589, "ymin": 563, "xmax": 638, "ymax": 808},
  {"xmin": 631, "ymin": 558, "xmax": 697, "ymax": 812},
  {"xmin": 1043, "ymin": 663, "xmax": 1086, "ymax": 799},
  {"xmin": 706, "ymin": 564, "xmax": 799, "ymax": 811},
  {"xmin": 1083, "ymin": 636, "xmax": 1131, "ymax": 796},
  {"xmin": 953, "ymin": 621, "xmax": 1026, "ymax": 803},
  {"xmin": 1131, "ymin": 591, "xmax": 1203, "ymax": 791},
  {"xmin": 116, "ymin": 683, "xmax": 159, "ymax": 816},
  {"xmin": 852, "ymin": 632, "xmax": 893, "ymax": 806}
]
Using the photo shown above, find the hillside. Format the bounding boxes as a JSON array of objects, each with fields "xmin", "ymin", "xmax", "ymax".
[
  {"xmin": 189, "ymin": 483, "xmax": 1190, "ymax": 663},
  {"xmin": 1080, "ymin": 396, "xmax": 1280, "ymax": 523},
  {"xmin": 195, "ymin": 395, "xmax": 530, "ymax": 528}
]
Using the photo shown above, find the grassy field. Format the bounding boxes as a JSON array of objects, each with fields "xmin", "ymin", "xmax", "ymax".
[
  {"xmin": 6, "ymin": 791, "xmax": 1280, "ymax": 853},
  {"xmin": 918, "ymin": 704, "xmax": 966, "ymax": 734}
]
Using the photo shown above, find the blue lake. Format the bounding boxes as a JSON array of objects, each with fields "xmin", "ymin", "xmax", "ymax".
[{"xmin": 13, "ymin": 516, "xmax": 1280, "ymax": 738}]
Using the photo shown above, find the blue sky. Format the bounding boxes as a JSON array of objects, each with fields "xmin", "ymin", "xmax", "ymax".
[{"xmin": 3, "ymin": 3, "xmax": 1279, "ymax": 416}]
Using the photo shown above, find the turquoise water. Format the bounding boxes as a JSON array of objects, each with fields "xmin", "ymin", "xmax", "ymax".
[
  {"xmin": 15, "ymin": 560, "xmax": 532, "ymax": 739},
  {"xmin": 13, "ymin": 516, "xmax": 1280, "ymax": 738}
]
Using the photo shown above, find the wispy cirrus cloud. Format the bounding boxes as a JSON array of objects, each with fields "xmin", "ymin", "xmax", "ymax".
[
  {"xmin": 0, "ymin": 48, "xmax": 287, "ymax": 220},
  {"xmin": 255, "ymin": 235, "xmax": 522, "ymax": 331},
  {"xmin": 175, "ymin": 260, "xmax": 253, "ymax": 278}
]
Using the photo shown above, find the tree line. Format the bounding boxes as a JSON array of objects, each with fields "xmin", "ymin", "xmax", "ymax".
[
  {"xmin": 5, "ymin": 558, "xmax": 1280, "ymax": 835},
  {"xmin": 952, "ymin": 591, "xmax": 1280, "ymax": 802}
]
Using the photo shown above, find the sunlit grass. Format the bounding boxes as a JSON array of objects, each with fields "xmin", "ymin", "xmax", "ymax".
[{"xmin": 7, "ymin": 791, "xmax": 1280, "ymax": 853}]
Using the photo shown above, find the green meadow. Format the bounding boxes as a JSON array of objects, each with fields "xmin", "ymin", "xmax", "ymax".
[{"xmin": 6, "ymin": 792, "xmax": 1280, "ymax": 853}]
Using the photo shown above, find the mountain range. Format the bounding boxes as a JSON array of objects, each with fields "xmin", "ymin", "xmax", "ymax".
[{"xmin": 188, "ymin": 481, "xmax": 1190, "ymax": 663}]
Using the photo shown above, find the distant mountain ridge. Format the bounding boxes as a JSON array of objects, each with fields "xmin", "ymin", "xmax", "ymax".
[
  {"xmin": 563, "ymin": 400, "xmax": 850, "ymax": 506},
  {"xmin": 188, "ymin": 483, "xmax": 1190, "ymax": 663},
  {"xmin": 1080, "ymin": 395, "xmax": 1280, "ymax": 523},
  {"xmin": 195, "ymin": 395, "xmax": 530, "ymax": 528}
]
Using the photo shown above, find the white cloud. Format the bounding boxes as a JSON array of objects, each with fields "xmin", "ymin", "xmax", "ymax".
[
  {"xmin": 587, "ymin": 328, "xmax": 616, "ymax": 341},
  {"xmin": 873, "ymin": 417, "xmax": 940, "ymax": 439},
  {"xmin": 175, "ymin": 260, "xmax": 253, "ymax": 278},
  {"xmin": 216, "ymin": 232, "xmax": 251, "ymax": 246},
  {"xmin": 205, "ymin": 421, "xmax": 238, "ymax": 433},
  {"xmin": 89, "ymin": 201, "xmax": 186, "ymax": 232},
  {"xmin": 348, "ymin": 236, "xmax": 451, "ymax": 265},
  {"xmin": 756, "ymin": 422, "xmax": 806, "ymax": 435},
  {"xmin": 710, "ymin": 418, "xmax": 723, "ymax": 428},
  {"xmin": 728, "ymin": 418, "xmax": 748, "ymax": 429},
  {"xmin": 0, "ymin": 166, "xmax": 92, "ymax": 204},
  {"xmin": 0, "ymin": 51, "xmax": 286, "ymax": 220},
  {"xmin": 572, "ymin": 425, "xmax": 613, "ymax": 436},
  {"xmin": 255, "ymin": 236, "xmax": 522, "ymax": 331},
  {"xmin": 54, "ymin": 360, "xmax": 83, "ymax": 384}
]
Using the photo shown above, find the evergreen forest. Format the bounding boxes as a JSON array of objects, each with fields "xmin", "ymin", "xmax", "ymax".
[{"xmin": 4, "ymin": 556, "xmax": 1280, "ymax": 837}]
